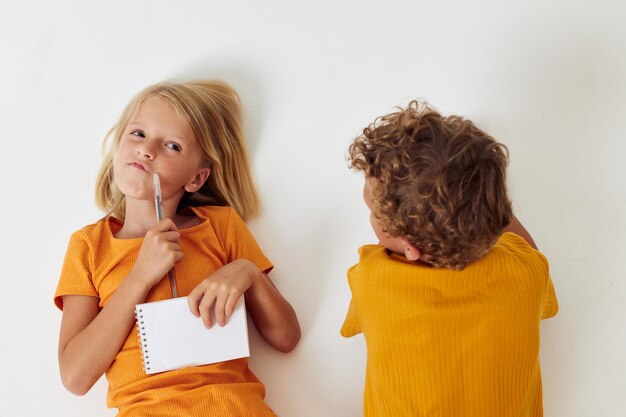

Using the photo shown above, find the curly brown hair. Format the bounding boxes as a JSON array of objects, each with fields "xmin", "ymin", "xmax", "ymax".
[{"xmin": 349, "ymin": 101, "xmax": 512, "ymax": 269}]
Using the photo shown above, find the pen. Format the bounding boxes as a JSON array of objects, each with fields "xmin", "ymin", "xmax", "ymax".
[{"xmin": 153, "ymin": 172, "xmax": 178, "ymax": 298}]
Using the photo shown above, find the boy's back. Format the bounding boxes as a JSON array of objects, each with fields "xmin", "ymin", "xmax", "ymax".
[
  {"xmin": 342, "ymin": 101, "xmax": 558, "ymax": 416},
  {"xmin": 342, "ymin": 232, "xmax": 557, "ymax": 416}
]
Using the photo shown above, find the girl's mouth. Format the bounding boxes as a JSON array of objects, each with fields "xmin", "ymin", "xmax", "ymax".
[{"xmin": 129, "ymin": 162, "xmax": 148, "ymax": 172}]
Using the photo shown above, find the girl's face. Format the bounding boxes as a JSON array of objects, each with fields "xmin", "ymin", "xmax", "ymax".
[{"xmin": 113, "ymin": 96, "xmax": 210, "ymax": 203}]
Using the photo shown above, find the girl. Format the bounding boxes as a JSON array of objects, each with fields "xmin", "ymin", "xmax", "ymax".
[{"xmin": 55, "ymin": 80, "xmax": 301, "ymax": 417}]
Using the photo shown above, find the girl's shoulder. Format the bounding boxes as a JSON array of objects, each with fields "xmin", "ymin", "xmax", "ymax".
[
  {"xmin": 69, "ymin": 216, "xmax": 114, "ymax": 242},
  {"xmin": 184, "ymin": 205, "xmax": 238, "ymax": 237},
  {"xmin": 188, "ymin": 205, "xmax": 234, "ymax": 220}
]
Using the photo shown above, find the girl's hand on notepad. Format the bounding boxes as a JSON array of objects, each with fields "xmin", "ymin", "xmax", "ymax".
[
  {"xmin": 130, "ymin": 219, "xmax": 183, "ymax": 288},
  {"xmin": 187, "ymin": 259, "xmax": 258, "ymax": 328}
]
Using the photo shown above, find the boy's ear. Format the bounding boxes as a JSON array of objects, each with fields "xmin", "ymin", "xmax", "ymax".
[
  {"xmin": 400, "ymin": 238, "xmax": 421, "ymax": 261},
  {"xmin": 184, "ymin": 168, "xmax": 211, "ymax": 193}
]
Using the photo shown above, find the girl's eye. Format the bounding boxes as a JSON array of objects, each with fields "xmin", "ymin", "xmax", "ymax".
[
  {"xmin": 130, "ymin": 130, "xmax": 146, "ymax": 138},
  {"xmin": 166, "ymin": 143, "xmax": 182, "ymax": 152}
]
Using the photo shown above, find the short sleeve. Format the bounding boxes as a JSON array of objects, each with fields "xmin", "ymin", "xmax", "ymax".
[
  {"xmin": 54, "ymin": 231, "xmax": 98, "ymax": 310},
  {"xmin": 340, "ymin": 264, "xmax": 362, "ymax": 337},
  {"xmin": 224, "ymin": 209, "xmax": 273, "ymax": 274},
  {"xmin": 341, "ymin": 300, "xmax": 362, "ymax": 338},
  {"xmin": 530, "ymin": 244, "xmax": 558, "ymax": 320},
  {"xmin": 497, "ymin": 232, "xmax": 558, "ymax": 320},
  {"xmin": 542, "ymin": 275, "xmax": 558, "ymax": 319}
]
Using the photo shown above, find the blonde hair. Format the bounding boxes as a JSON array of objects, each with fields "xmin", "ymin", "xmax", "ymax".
[{"xmin": 95, "ymin": 80, "xmax": 260, "ymax": 221}]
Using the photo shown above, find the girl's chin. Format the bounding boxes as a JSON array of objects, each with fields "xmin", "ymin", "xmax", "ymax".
[{"xmin": 118, "ymin": 186, "xmax": 154, "ymax": 202}]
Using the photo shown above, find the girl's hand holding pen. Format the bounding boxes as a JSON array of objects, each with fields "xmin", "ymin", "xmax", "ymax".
[
  {"xmin": 130, "ymin": 219, "xmax": 183, "ymax": 288},
  {"xmin": 187, "ymin": 259, "xmax": 259, "ymax": 329}
]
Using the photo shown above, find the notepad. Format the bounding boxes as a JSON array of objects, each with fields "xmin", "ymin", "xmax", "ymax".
[{"xmin": 134, "ymin": 297, "xmax": 250, "ymax": 375}]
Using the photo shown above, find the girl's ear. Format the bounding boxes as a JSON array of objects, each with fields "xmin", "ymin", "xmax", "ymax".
[
  {"xmin": 400, "ymin": 238, "xmax": 422, "ymax": 261},
  {"xmin": 184, "ymin": 168, "xmax": 211, "ymax": 193}
]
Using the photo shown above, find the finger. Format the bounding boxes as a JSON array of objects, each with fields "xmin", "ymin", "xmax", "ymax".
[
  {"xmin": 161, "ymin": 248, "xmax": 183, "ymax": 270},
  {"xmin": 198, "ymin": 292, "xmax": 217, "ymax": 329},
  {"xmin": 164, "ymin": 242, "xmax": 182, "ymax": 255},
  {"xmin": 146, "ymin": 227, "xmax": 178, "ymax": 243},
  {"xmin": 156, "ymin": 218, "xmax": 178, "ymax": 232},
  {"xmin": 214, "ymin": 293, "xmax": 228, "ymax": 327},
  {"xmin": 163, "ymin": 231, "xmax": 181, "ymax": 242},
  {"xmin": 224, "ymin": 291, "xmax": 241, "ymax": 322},
  {"xmin": 187, "ymin": 285, "xmax": 204, "ymax": 317}
]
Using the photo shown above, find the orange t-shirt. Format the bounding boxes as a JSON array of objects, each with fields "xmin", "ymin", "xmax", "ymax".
[
  {"xmin": 55, "ymin": 206, "xmax": 276, "ymax": 417},
  {"xmin": 341, "ymin": 232, "xmax": 558, "ymax": 417}
]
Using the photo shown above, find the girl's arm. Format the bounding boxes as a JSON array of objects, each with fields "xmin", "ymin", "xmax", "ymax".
[
  {"xmin": 245, "ymin": 265, "xmax": 301, "ymax": 352},
  {"xmin": 188, "ymin": 259, "xmax": 301, "ymax": 353},
  {"xmin": 58, "ymin": 219, "xmax": 182, "ymax": 395},
  {"xmin": 58, "ymin": 278, "xmax": 151, "ymax": 395}
]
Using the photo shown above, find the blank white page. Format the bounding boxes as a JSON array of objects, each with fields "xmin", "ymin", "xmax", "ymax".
[{"xmin": 135, "ymin": 296, "xmax": 249, "ymax": 375}]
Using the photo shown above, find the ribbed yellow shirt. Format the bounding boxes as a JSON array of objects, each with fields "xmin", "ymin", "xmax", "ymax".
[
  {"xmin": 55, "ymin": 206, "xmax": 277, "ymax": 417},
  {"xmin": 341, "ymin": 232, "xmax": 558, "ymax": 417}
]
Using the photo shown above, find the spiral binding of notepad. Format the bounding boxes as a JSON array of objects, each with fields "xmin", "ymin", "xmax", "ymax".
[{"xmin": 134, "ymin": 306, "xmax": 151, "ymax": 373}]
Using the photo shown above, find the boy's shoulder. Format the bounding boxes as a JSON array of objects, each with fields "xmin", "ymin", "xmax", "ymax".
[
  {"xmin": 356, "ymin": 232, "xmax": 547, "ymax": 273},
  {"xmin": 496, "ymin": 231, "xmax": 535, "ymax": 249},
  {"xmin": 491, "ymin": 232, "xmax": 548, "ymax": 266},
  {"xmin": 355, "ymin": 244, "xmax": 419, "ymax": 272},
  {"xmin": 357, "ymin": 244, "xmax": 386, "ymax": 258}
]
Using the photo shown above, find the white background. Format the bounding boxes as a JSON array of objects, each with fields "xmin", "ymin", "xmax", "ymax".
[{"xmin": 1, "ymin": 1, "xmax": 625, "ymax": 416}]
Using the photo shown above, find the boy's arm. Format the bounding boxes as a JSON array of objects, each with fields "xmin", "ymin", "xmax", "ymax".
[{"xmin": 504, "ymin": 214, "xmax": 538, "ymax": 249}]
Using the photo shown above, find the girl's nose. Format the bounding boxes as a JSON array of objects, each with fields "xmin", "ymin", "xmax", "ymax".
[{"xmin": 136, "ymin": 143, "xmax": 156, "ymax": 160}]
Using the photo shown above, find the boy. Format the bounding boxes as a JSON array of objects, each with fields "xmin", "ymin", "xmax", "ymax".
[{"xmin": 341, "ymin": 101, "xmax": 558, "ymax": 417}]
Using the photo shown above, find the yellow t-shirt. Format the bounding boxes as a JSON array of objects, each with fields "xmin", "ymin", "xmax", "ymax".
[
  {"xmin": 341, "ymin": 232, "xmax": 558, "ymax": 417},
  {"xmin": 55, "ymin": 206, "xmax": 276, "ymax": 417}
]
